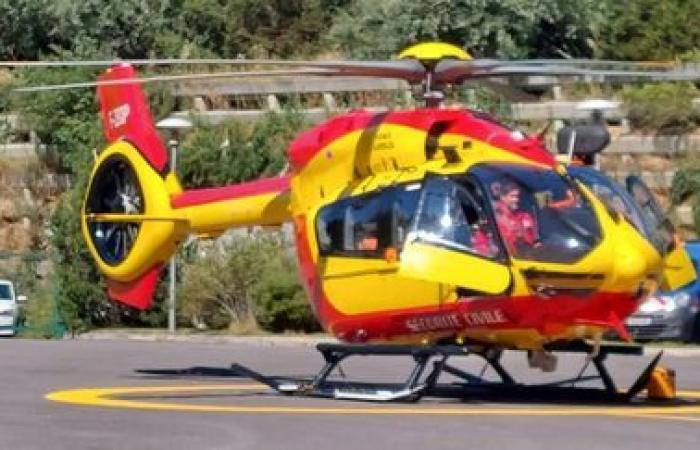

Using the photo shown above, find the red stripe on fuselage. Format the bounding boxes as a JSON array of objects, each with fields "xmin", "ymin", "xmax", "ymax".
[
  {"xmin": 293, "ymin": 215, "xmax": 638, "ymax": 344},
  {"xmin": 287, "ymin": 108, "xmax": 555, "ymax": 171},
  {"xmin": 171, "ymin": 176, "xmax": 290, "ymax": 208}
]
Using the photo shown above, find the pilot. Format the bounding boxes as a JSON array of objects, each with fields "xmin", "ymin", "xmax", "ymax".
[{"xmin": 490, "ymin": 181, "xmax": 539, "ymax": 253}]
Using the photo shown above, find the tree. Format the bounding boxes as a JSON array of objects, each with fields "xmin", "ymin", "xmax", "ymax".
[
  {"xmin": 0, "ymin": 0, "xmax": 56, "ymax": 60},
  {"xmin": 178, "ymin": 0, "xmax": 350, "ymax": 58},
  {"xmin": 596, "ymin": 0, "xmax": 700, "ymax": 60},
  {"xmin": 327, "ymin": 0, "xmax": 602, "ymax": 59},
  {"xmin": 178, "ymin": 111, "xmax": 306, "ymax": 187},
  {"xmin": 621, "ymin": 83, "xmax": 700, "ymax": 133},
  {"xmin": 181, "ymin": 232, "xmax": 273, "ymax": 331}
]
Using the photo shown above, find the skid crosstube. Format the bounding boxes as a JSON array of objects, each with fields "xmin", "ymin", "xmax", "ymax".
[{"xmin": 230, "ymin": 340, "xmax": 662, "ymax": 403}]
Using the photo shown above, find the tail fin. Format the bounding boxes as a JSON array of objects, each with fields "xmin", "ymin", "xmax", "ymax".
[
  {"xmin": 87, "ymin": 65, "xmax": 176, "ymax": 310},
  {"xmin": 97, "ymin": 65, "xmax": 169, "ymax": 173},
  {"xmin": 84, "ymin": 65, "xmax": 292, "ymax": 311}
]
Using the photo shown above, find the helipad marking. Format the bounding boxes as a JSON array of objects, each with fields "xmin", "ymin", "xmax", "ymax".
[{"xmin": 45, "ymin": 384, "xmax": 700, "ymax": 419}]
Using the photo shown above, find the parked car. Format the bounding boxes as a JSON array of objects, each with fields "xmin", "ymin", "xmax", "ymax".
[
  {"xmin": 0, "ymin": 280, "xmax": 24, "ymax": 337},
  {"xmin": 625, "ymin": 241, "xmax": 700, "ymax": 343}
]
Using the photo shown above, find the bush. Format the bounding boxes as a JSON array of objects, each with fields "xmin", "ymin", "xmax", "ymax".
[
  {"xmin": 621, "ymin": 83, "xmax": 700, "ymax": 134},
  {"xmin": 179, "ymin": 111, "xmax": 306, "ymax": 188},
  {"xmin": 18, "ymin": 283, "xmax": 62, "ymax": 338},
  {"xmin": 254, "ymin": 252, "xmax": 320, "ymax": 333},
  {"xmin": 179, "ymin": 231, "xmax": 318, "ymax": 333}
]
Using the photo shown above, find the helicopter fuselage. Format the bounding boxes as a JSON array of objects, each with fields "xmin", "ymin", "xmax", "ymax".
[{"xmin": 282, "ymin": 108, "xmax": 669, "ymax": 349}]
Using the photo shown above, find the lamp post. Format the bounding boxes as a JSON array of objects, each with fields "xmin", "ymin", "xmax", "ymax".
[{"xmin": 155, "ymin": 116, "xmax": 193, "ymax": 334}]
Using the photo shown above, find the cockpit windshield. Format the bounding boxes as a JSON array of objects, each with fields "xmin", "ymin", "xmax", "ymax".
[
  {"xmin": 568, "ymin": 167, "xmax": 674, "ymax": 255},
  {"xmin": 470, "ymin": 164, "xmax": 602, "ymax": 263},
  {"xmin": 316, "ymin": 165, "xmax": 602, "ymax": 264}
]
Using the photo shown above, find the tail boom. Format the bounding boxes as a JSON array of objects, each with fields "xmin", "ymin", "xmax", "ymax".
[{"xmin": 172, "ymin": 176, "xmax": 292, "ymax": 234}]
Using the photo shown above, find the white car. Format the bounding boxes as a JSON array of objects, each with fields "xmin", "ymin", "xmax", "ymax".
[{"xmin": 0, "ymin": 280, "xmax": 21, "ymax": 336}]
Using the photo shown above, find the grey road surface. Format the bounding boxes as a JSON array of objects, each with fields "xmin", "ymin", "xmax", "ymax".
[{"xmin": 2, "ymin": 338, "xmax": 700, "ymax": 450}]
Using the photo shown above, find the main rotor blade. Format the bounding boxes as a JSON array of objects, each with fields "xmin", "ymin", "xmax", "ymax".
[
  {"xmin": 490, "ymin": 59, "xmax": 674, "ymax": 69},
  {"xmin": 13, "ymin": 68, "xmax": 335, "ymax": 92},
  {"xmin": 464, "ymin": 78, "xmax": 539, "ymax": 102},
  {"xmin": 0, "ymin": 58, "xmax": 424, "ymax": 73},
  {"xmin": 434, "ymin": 59, "xmax": 700, "ymax": 84},
  {"xmin": 0, "ymin": 58, "xmax": 272, "ymax": 67},
  {"xmin": 12, "ymin": 59, "xmax": 426, "ymax": 92},
  {"xmin": 302, "ymin": 59, "xmax": 426, "ymax": 82}
]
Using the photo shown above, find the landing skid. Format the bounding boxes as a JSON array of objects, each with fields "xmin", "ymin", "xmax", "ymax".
[{"xmin": 230, "ymin": 340, "xmax": 662, "ymax": 403}]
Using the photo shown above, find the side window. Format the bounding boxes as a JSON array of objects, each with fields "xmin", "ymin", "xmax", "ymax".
[
  {"xmin": 316, "ymin": 185, "xmax": 421, "ymax": 257},
  {"xmin": 411, "ymin": 177, "xmax": 502, "ymax": 259},
  {"xmin": 626, "ymin": 176, "xmax": 674, "ymax": 254}
]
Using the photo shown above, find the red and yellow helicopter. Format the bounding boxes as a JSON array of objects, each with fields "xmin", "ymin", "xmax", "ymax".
[{"xmin": 25, "ymin": 42, "xmax": 700, "ymax": 401}]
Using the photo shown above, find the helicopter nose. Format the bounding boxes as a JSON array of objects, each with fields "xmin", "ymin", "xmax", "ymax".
[{"xmin": 613, "ymin": 242, "xmax": 648, "ymax": 290}]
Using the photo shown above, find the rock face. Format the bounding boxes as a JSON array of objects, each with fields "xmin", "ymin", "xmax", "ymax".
[
  {"xmin": 0, "ymin": 198, "xmax": 16, "ymax": 222},
  {"xmin": 0, "ymin": 169, "xmax": 58, "ymax": 253},
  {"xmin": 0, "ymin": 221, "xmax": 34, "ymax": 250}
]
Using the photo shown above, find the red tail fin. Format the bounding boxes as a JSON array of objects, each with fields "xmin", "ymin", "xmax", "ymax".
[
  {"xmin": 106, "ymin": 264, "xmax": 162, "ymax": 310},
  {"xmin": 96, "ymin": 65, "xmax": 168, "ymax": 309},
  {"xmin": 97, "ymin": 65, "xmax": 169, "ymax": 173}
]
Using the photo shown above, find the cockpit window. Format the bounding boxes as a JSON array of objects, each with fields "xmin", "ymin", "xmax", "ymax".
[
  {"xmin": 470, "ymin": 164, "xmax": 602, "ymax": 263},
  {"xmin": 316, "ymin": 183, "xmax": 421, "ymax": 257},
  {"xmin": 626, "ymin": 176, "xmax": 675, "ymax": 254},
  {"xmin": 568, "ymin": 166, "xmax": 646, "ymax": 231},
  {"xmin": 569, "ymin": 167, "xmax": 674, "ymax": 255},
  {"xmin": 409, "ymin": 177, "xmax": 504, "ymax": 260}
]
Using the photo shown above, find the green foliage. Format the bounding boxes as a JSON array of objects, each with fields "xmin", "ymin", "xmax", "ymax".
[
  {"xmin": 596, "ymin": 0, "xmax": 700, "ymax": 60},
  {"xmin": 17, "ymin": 283, "xmax": 59, "ymax": 339},
  {"xmin": 179, "ymin": 232, "xmax": 317, "ymax": 332},
  {"xmin": 49, "ymin": 178, "xmax": 109, "ymax": 333},
  {"xmin": 328, "ymin": 0, "xmax": 602, "ymax": 59},
  {"xmin": 621, "ymin": 83, "xmax": 700, "ymax": 133},
  {"xmin": 12, "ymin": 51, "xmax": 104, "ymax": 172},
  {"xmin": 0, "ymin": 0, "xmax": 188, "ymax": 60},
  {"xmin": 672, "ymin": 166, "xmax": 700, "ymax": 234},
  {"xmin": 180, "ymin": 0, "xmax": 348, "ymax": 58},
  {"xmin": 0, "ymin": 0, "xmax": 55, "ymax": 60},
  {"xmin": 254, "ymin": 252, "xmax": 320, "ymax": 332},
  {"xmin": 179, "ymin": 111, "xmax": 306, "ymax": 187},
  {"xmin": 180, "ymin": 235, "xmax": 280, "ymax": 329},
  {"xmin": 672, "ymin": 169, "xmax": 700, "ymax": 206}
]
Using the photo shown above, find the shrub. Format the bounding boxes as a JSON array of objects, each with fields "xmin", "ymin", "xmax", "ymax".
[
  {"xmin": 621, "ymin": 83, "xmax": 700, "ymax": 134},
  {"xmin": 179, "ymin": 231, "xmax": 319, "ymax": 333},
  {"xmin": 253, "ymin": 252, "xmax": 320, "ymax": 333}
]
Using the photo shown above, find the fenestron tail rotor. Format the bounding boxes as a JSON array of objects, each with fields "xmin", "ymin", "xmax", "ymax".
[{"xmin": 85, "ymin": 155, "xmax": 143, "ymax": 266}]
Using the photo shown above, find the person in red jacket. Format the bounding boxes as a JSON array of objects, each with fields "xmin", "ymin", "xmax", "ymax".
[{"xmin": 490, "ymin": 181, "xmax": 539, "ymax": 254}]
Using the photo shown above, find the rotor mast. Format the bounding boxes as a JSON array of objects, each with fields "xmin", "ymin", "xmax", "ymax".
[{"xmin": 398, "ymin": 42, "xmax": 472, "ymax": 108}]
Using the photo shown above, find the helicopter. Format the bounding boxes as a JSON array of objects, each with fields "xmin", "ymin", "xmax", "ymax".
[{"xmin": 16, "ymin": 42, "xmax": 700, "ymax": 402}]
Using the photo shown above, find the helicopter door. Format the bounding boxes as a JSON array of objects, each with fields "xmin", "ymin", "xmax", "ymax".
[
  {"xmin": 400, "ymin": 176, "xmax": 512, "ymax": 294},
  {"xmin": 626, "ymin": 175, "xmax": 696, "ymax": 290}
]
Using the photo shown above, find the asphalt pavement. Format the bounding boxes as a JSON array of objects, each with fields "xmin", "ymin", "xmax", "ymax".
[{"xmin": 2, "ymin": 337, "xmax": 700, "ymax": 450}]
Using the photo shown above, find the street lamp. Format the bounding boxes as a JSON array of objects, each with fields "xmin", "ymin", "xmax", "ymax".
[{"xmin": 155, "ymin": 116, "xmax": 193, "ymax": 335}]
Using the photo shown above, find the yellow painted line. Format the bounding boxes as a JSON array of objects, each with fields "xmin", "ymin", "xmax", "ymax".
[
  {"xmin": 623, "ymin": 414, "xmax": 700, "ymax": 423},
  {"xmin": 45, "ymin": 384, "xmax": 700, "ymax": 417}
]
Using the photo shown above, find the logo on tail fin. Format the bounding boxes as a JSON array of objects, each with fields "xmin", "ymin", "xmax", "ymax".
[{"xmin": 108, "ymin": 104, "xmax": 131, "ymax": 130}]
